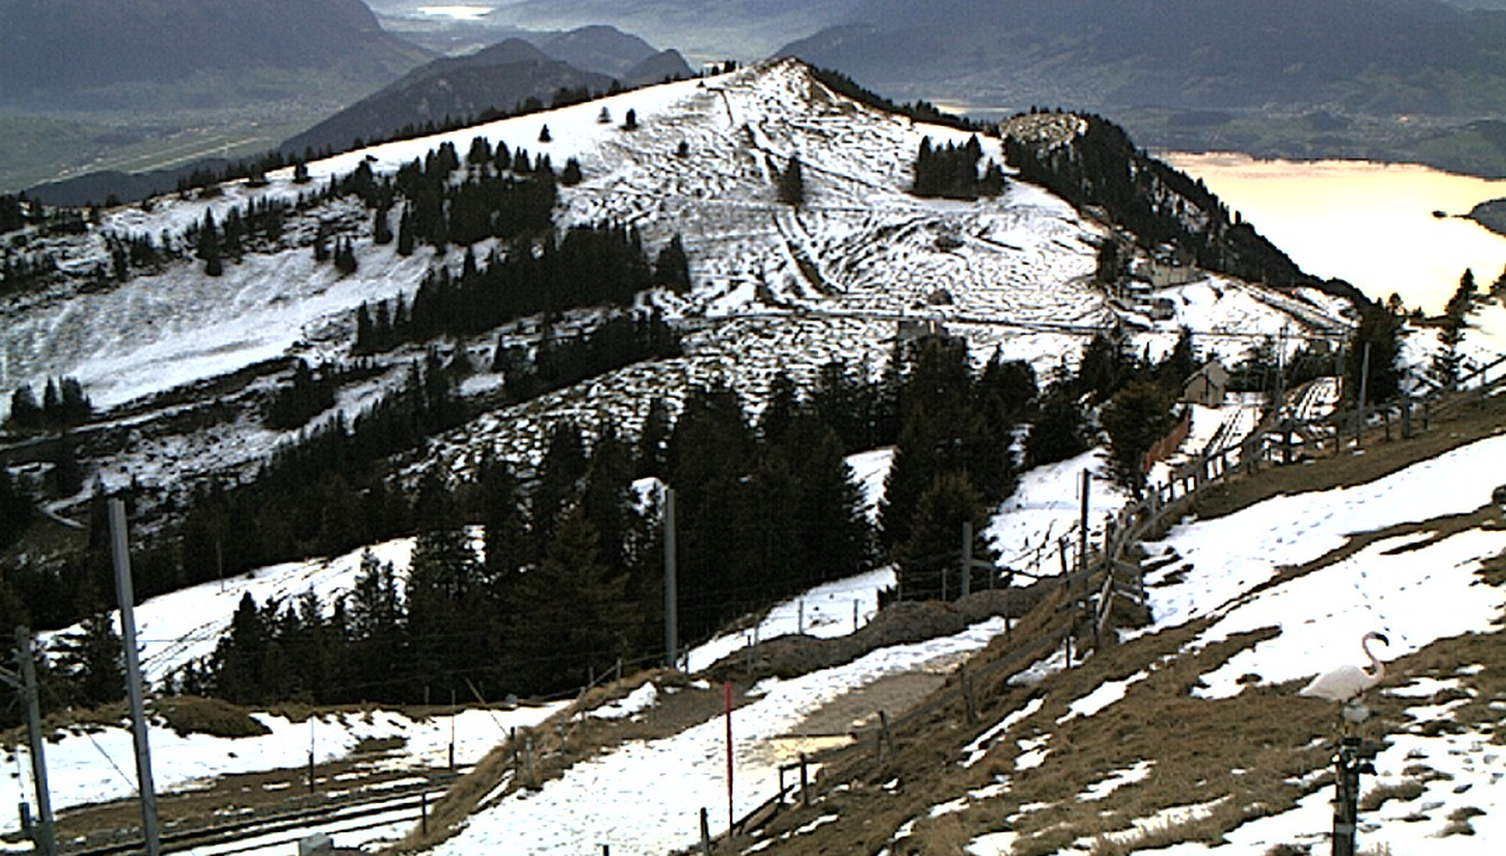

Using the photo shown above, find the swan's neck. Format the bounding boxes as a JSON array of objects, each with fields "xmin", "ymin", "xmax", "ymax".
[{"xmin": 1363, "ymin": 638, "xmax": 1386, "ymax": 681}]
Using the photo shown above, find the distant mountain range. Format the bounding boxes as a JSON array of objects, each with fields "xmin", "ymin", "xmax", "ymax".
[
  {"xmin": 0, "ymin": 0, "xmax": 429, "ymax": 110},
  {"xmin": 481, "ymin": 0, "xmax": 1506, "ymax": 121},
  {"xmin": 282, "ymin": 34, "xmax": 692, "ymax": 157},
  {"xmin": 781, "ymin": 0, "xmax": 1506, "ymax": 117},
  {"xmin": 24, "ymin": 25, "xmax": 693, "ymax": 205}
]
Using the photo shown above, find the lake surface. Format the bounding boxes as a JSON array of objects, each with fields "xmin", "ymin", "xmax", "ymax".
[{"xmin": 1164, "ymin": 153, "xmax": 1506, "ymax": 314}]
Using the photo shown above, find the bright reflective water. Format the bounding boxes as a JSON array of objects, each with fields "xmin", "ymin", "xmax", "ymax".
[{"xmin": 1165, "ymin": 153, "xmax": 1506, "ymax": 314}]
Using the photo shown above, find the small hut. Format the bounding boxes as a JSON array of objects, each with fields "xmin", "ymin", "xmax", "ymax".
[{"xmin": 1183, "ymin": 360, "xmax": 1230, "ymax": 407}]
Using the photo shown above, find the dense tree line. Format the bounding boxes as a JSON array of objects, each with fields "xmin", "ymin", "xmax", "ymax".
[
  {"xmin": 0, "ymin": 469, "xmax": 32, "ymax": 551},
  {"xmin": 0, "ymin": 356, "xmax": 462, "ymax": 657},
  {"xmin": 880, "ymin": 337, "xmax": 1036, "ymax": 601},
  {"xmin": 263, "ymin": 359, "xmax": 368, "ymax": 431},
  {"xmin": 1003, "ymin": 112, "xmax": 1307, "ymax": 287},
  {"xmin": 660, "ymin": 377, "xmax": 880, "ymax": 644},
  {"xmin": 809, "ymin": 67, "xmax": 982, "ymax": 132},
  {"xmin": 178, "ymin": 369, "xmax": 882, "ymax": 704},
  {"xmin": 379, "ymin": 140, "xmax": 559, "ymax": 252},
  {"xmin": 7, "ymin": 376, "xmax": 92, "ymax": 430},
  {"xmin": 1, "ymin": 249, "xmax": 60, "ymax": 294},
  {"xmin": 355, "ymin": 222, "xmax": 685, "ymax": 352},
  {"xmin": 911, "ymin": 137, "xmax": 1005, "ymax": 200},
  {"xmin": 0, "ymin": 192, "xmax": 41, "ymax": 233},
  {"xmin": 495, "ymin": 311, "xmax": 682, "ymax": 403},
  {"xmin": 0, "ymin": 195, "xmax": 85, "ymax": 294}
]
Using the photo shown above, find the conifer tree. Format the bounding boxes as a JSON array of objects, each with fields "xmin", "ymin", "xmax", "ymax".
[
  {"xmin": 197, "ymin": 210, "xmax": 223, "ymax": 276},
  {"xmin": 635, "ymin": 396, "xmax": 673, "ymax": 478},
  {"xmin": 0, "ymin": 468, "xmax": 31, "ymax": 549},
  {"xmin": 1025, "ymin": 388, "xmax": 1089, "ymax": 468},
  {"xmin": 9, "ymin": 384, "xmax": 41, "ymax": 429},
  {"xmin": 778, "ymin": 155, "xmax": 805, "ymax": 206},
  {"xmin": 1101, "ymin": 378, "xmax": 1177, "ymax": 496},
  {"xmin": 211, "ymin": 593, "xmax": 272, "ymax": 704},
  {"xmin": 1433, "ymin": 268, "xmax": 1480, "ymax": 389},
  {"xmin": 894, "ymin": 472, "xmax": 995, "ymax": 601},
  {"xmin": 406, "ymin": 474, "xmax": 489, "ymax": 699},
  {"xmin": 54, "ymin": 609, "xmax": 124, "ymax": 707},
  {"xmin": 373, "ymin": 205, "xmax": 394, "ymax": 245},
  {"xmin": 503, "ymin": 506, "xmax": 632, "ymax": 694},
  {"xmin": 1345, "ymin": 301, "xmax": 1404, "ymax": 405},
  {"xmin": 334, "ymin": 237, "xmax": 358, "ymax": 275},
  {"xmin": 653, "ymin": 234, "xmax": 691, "ymax": 293},
  {"xmin": 397, "ymin": 205, "xmax": 416, "ymax": 257},
  {"xmin": 313, "ymin": 222, "xmax": 331, "ymax": 263},
  {"xmin": 790, "ymin": 421, "xmax": 877, "ymax": 583},
  {"xmin": 345, "ymin": 550, "xmax": 405, "ymax": 696},
  {"xmin": 531, "ymin": 421, "xmax": 589, "ymax": 554},
  {"xmin": 47, "ymin": 431, "xmax": 85, "ymax": 497}
]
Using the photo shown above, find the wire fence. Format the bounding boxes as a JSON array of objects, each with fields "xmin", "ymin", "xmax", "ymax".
[{"xmin": 718, "ymin": 362, "xmax": 1506, "ymax": 842}]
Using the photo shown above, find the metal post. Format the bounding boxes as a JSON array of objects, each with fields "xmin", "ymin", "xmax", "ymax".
[
  {"xmin": 960, "ymin": 521, "xmax": 972, "ymax": 599},
  {"xmin": 1356, "ymin": 342, "xmax": 1371, "ymax": 447},
  {"xmin": 1078, "ymin": 470, "xmax": 1090, "ymax": 583},
  {"xmin": 110, "ymin": 499, "xmax": 162, "ymax": 856},
  {"xmin": 308, "ymin": 717, "xmax": 316, "ymax": 794},
  {"xmin": 14, "ymin": 628, "xmax": 56, "ymax": 856},
  {"xmin": 724, "ymin": 681, "xmax": 735, "ymax": 834},
  {"xmin": 1332, "ymin": 738, "xmax": 1359, "ymax": 856},
  {"xmin": 664, "ymin": 487, "xmax": 679, "ymax": 670}
]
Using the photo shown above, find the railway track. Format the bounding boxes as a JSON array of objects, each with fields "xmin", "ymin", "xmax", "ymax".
[{"xmin": 60, "ymin": 770, "xmax": 457, "ymax": 856}]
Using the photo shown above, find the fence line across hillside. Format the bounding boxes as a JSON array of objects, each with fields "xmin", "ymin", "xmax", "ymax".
[
  {"xmin": 708, "ymin": 364, "xmax": 1505, "ymax": 845},
  {"xmin": 503, "ymin": 364, "xmax": 1506, "ymax": 852}
]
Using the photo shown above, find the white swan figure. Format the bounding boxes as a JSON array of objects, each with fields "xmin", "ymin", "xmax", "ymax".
[{"xmin": 1299, "ymin": 631, "xmax": 1389, "ymax": 702}]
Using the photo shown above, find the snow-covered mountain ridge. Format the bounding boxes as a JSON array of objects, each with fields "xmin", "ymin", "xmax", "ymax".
[{"xmin": 1, "ymin": 59, "xmax": 1353, "ymax": 514}]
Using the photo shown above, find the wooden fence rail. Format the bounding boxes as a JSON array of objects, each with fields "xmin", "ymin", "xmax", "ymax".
[{"xmin": 715, "ymin": 362, "xmax": 1504, "ymax": 844}]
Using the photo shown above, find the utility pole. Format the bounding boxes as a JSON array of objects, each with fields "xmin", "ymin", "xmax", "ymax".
[
  {"xmin": 663, "ymin": 487, "xmax": 679, "ymax": 671},
  {"xmin": 3, "ymin": 628, "xmax": 57, "ymax": 856},
  {"xmin": 110, "ymin": 498, "xmax": 162, "ymax": 856}
]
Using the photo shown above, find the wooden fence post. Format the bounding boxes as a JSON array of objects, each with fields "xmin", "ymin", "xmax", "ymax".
[
  {"xmin": 961, "ymin": 663, "xmax": 977, "ymax": 723},
  {"xmin": 800, "ymin": 753, "xmax": 811, "ymax": 808},
  {"xmin": 876, "ymin": 710, "xmax": 895, "ymax": 762},
  {"xmin": 524, "ymin": 733, "xmax": 536, "ymax": 790}
]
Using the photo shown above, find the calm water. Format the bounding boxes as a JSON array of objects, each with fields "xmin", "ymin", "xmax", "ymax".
[{"xmin": 1165, "ymin": 153, "xmax": 1506, "ymax": 314}]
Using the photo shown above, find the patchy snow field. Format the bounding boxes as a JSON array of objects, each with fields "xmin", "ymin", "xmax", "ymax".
[{"xmin": 3, "ymin": 60, "xmax": 1353, "ymax": 500}]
